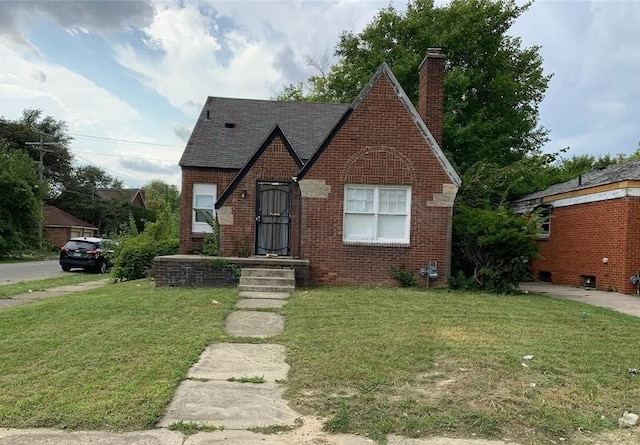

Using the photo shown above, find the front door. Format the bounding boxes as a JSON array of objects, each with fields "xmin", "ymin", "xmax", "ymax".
[{"xmin": 255, "ymin": 182, "xmax": 291, "ymax": 256}]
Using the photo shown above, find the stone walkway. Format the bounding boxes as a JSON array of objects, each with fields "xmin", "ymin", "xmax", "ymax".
[{"xmin": 158, "ymin": 290, "xmax": 299, "ymax": 430}]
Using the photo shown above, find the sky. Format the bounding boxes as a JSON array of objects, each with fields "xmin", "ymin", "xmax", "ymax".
[{"xmin": 0, "ymin": 0, "xmax": 638, "ymax": 189}]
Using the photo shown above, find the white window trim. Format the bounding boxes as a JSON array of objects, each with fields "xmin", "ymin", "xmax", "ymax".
[
  {"xmin": 343, "ymin": 185, "xmax": 411, "ymax": 245},
  {"xmin": 192, "ymin": 183, "xmax": 217, "ymax": 233}
]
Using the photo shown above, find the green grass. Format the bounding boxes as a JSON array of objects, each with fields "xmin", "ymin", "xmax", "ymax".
[
  {"xmin": 0, "ymin": 280, "xmax": 237, "ymax": 430},
  {"xmin": 167, "ymin": 420, "xmax": 224, "ymax": 435},
  {"xmin": 227, "ymin": 375, "xmax": 266, "ymax": 383},
  {"xmin": 279, "ymin": 287, "xmax": 640, "ymax": 444},
  {"xmin": 0, "ymin": 273, "xmax": 106, "ymax": 299}
]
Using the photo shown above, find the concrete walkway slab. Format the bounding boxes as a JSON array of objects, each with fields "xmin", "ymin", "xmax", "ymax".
[
  {"xmin": 225, "ymin": 311, "xmax": 284, "ymax": 338},
  {"xmin": 239, "ymin": 291, "xmax": 290, "ymax": 300},
  {"xmin": 0, "ymin": 428, "xmax": 183, "ymax": 445},
  {"xmin": 185, "ymin": 430, "xmax": 287, "ymax": 445},
  {"xmin": 188, "ymin": 343, "xmax": 289, "ymax": 381},
  {"xmin": 520, "ymin": 281, "xmax": 640, "ymax": 317},
  {"xmin": 235, "ymin": 298, "xmax": 287, "ymax": 309},
  {"xmin": 158, "ymin": 380, "xmax": 298, "ymax": 430}
]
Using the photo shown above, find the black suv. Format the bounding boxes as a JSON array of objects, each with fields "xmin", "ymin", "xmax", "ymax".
[{"xmin": 59, "ymin": 237, "xmax": 113, "ymax": 273}]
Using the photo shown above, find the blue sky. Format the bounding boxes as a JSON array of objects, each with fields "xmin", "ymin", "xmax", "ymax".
[{"xmin": 0, "ymin": 0, "xmax": 639, "ymax": 188}]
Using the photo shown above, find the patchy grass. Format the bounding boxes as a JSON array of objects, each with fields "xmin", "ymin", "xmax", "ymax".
[
  {"xmin": 279, "ymin": 287, "xmax": 640, "ymax": 444},
  {"xmin": 0, "ymin": 280, "xmax": 237, "ymax": 430},
  {"xmin": 167, "ymin": 420, "xmax": 224, "ymax": 435},
  {"xmin": 248, "ymin": 417, "xmax": 304, "ymax": 434},
  {"xmin": 0, "ymin": 251, "xmax": 58, "ymax": 263},
  {"xmin": 227, "ymin": 375, "xmax": 266, "ymax": 383},
  {"xmin": 0, "ymin": 273, "xmax": 104, "ymax": 299}
]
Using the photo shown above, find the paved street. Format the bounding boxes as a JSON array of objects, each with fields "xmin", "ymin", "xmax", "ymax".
[{"xmin": 0, "ymin": 259, "xmax": 66, "ymax": 285}]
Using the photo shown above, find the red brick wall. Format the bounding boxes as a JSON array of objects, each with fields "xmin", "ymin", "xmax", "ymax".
[
  {"xmin": 179, "ymin": 168, "xmax": 236, "ymax": 253},
  {"xmin": 217, "ymin": 138, "xmax": 301, "ymax": 257},
  {"xmin": 418, "ymin": 50, "xmax": 445, "ymax": 146},
  {"xmin": 301, "ymin": 74, "xmax": 456, "ymax": 286},
  {"xmin": 531, "ymin": 197, "xmax": 640, "ymax": 294},
  {"xmin": 45, "ymin": 227, "xmax": 71, "ymax": 248}
]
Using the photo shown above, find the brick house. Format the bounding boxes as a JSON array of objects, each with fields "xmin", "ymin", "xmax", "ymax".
[
  {"xmin": 178, "ymin": 48, "xmax": 461, "ymax": 286},
  {"xmin": 44, "ymin": 205, "xmax": 98, "ymax": 248},
  {"xmin": 513, "ymin": 159, "xmax": 640, "ymax": 294}
]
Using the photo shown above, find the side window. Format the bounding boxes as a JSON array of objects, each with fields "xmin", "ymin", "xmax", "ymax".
[
  {"xmin": 192, "ymin": 183, "xmax": 217, "ymax": 233},
  {"xmin": 538, "ymin": 207, "xmax": 551, "ymax": 237}
]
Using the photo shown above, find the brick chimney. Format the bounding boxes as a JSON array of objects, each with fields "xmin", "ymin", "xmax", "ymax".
[{"xmin": 418, "ymin": 47, "xmax": 445, "ymax": 147}]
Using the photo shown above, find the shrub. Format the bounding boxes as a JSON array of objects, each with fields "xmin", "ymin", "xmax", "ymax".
[
  {"xmin": 200, "ymin": 219, "xmax": 220, "ymax": 257},
  {"xmin": 112, "ymin": 215, "xmax": 178, "ymax": 281},
  {"xmin": 112, "ymin": 237, "xmax": 178, "ymax": 281},
  {"xmin": 452, "ymin": 204, "xmax": 539, "ymax": 293},
  {"xmin": 390, "ymin": 265, "xmax": 418, "ymax": 287}
]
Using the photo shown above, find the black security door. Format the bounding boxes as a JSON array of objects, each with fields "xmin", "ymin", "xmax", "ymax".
[{"xmin": 255, "ymin": 182, "xmax": 291, "ymax": 255}]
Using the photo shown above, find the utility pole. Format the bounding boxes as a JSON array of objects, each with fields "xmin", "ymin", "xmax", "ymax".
[
  {"xmin": 25, "ymin": 135, "xmax": 57, "ymax": 180},
  {"xmin": 25, "ymin": 134, "xmax": 60, "ymax": 249}
]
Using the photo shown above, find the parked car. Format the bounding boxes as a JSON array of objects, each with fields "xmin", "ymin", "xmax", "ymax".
[{"xmin": 59, "ymin": 237, "xmax": 114, "ymax": 273}]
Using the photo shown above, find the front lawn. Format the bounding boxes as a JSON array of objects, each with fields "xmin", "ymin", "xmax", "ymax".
[
  {"xmin": 279, "ymin": 287, "xmax": 640, "ymax": 444},
  {"xmin": 0, "ymin": 280, "xmax": 237, "ymax": 430}
]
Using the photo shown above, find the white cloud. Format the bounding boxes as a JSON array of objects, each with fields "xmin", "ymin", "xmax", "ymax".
[{"xmin": 114, "ymin": 1, "xmax": 386, "ymax": 115}]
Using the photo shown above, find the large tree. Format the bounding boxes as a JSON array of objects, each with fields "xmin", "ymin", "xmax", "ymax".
[
  {"xmin": 281, "ymin": 0, "xmax": 550, "ymax": 173},
  {"xmin": 0, "ymin": 146, "xmax": 46, "ymax": 254},
  {"xmin": 0, "ymin": 109, "xmax": 73, "ymax": 194}
]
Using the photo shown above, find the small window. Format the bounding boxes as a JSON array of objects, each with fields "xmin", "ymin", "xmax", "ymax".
[
  {"xmin": 192, "ymin": 183, "xmax": 216, "ymax": 233},
  {"xmin": 343, "ymin": 185, "xmax": 411, "ymax": 244},
  {"xmin": 538, "ymin": 207, "xmax": 551, "ymax": 237}
]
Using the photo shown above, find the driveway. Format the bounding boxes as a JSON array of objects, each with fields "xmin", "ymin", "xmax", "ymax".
[
  {"xmin": 520, "ymin": 281, "xmax": 640, "ymax": 317},
  {"xmin": 0, "ymin": 259, "xmax": 64, "ymax": 285}
]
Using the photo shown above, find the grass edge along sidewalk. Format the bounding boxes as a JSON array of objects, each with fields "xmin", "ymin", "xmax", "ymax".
[
  {"xmin": 0, "ymin": 280, "xmax": 238, "ymax": 430},
  {"xmin": 278, "ymin": 286, "xmax": 640, "ymax": 444}
]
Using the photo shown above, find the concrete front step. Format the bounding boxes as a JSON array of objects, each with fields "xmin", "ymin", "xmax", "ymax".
[
  {"xmin": 238, "ymin": 284, "xmax": 295, "ymax": 293},
  {"xmin": 239, "ymin": 276, "xmax": 294, "ymax": 287},
  {"xmin": 241, "ymin": 268, "xmax": 295, "ymax": 279},
  {"xmin": 239, "ymin": 291, "xmax": 290, "ymax": 300}
]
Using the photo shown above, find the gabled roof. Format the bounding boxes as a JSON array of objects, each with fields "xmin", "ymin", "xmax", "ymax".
[
  {"xmin": 44, "ymin": 205, "xmax": 97, "ymax": 229},
  {"xmin": 515, "ymin": 159, "xmax": 640, "ymax": 203},
  {"xmin": 216, "ymin": 125, "xmax": 302, "ymax": 208},
  {"xmin": 297, "ymin": 63, "xmax": 461, "ymax": 186},
  {"xmin": 95, "ymin": 188, "xmax": 146, "ymax": 207},
  {"xmin": 180, "ymin": 97, "xmax": 348, "ymax": 169}
]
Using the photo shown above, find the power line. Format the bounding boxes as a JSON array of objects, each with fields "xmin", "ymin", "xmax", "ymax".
[
  {"xmin": 25, "ymin": 136, "xmax": 60, "ymax": 180},
  {"xmin": 72, "ymin": 148, "xmax": 178, "ymax": 163},
  {"xmin": 74, "ymin": 155, "xmax": 148, "ymax": 185},
  {"xmin": 69, "ymin": 132, "xmax": 184, "ymax": 148}
]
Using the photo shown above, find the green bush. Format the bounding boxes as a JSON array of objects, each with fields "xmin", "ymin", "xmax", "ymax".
[
  {"xmin": 112, "ymin": 238, "xmax": 178, "ymax": 281},
  {"xmin": 390, "ymin": 265, "xmax": 418, "ymax": 287},
  {"xmin": 112, "ymin": 215, "xmax": 178, "ymax": 281},
  {"xmin": 451, "ymin": 204, "xmax": 539, "ymax": 294},
  {"xmin": 200, "ymin": 219, "xmax": 220, "ymax": 256}
]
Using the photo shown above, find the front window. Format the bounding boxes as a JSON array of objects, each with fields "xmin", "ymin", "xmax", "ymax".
[
  {"xmin": 192, "ymin": 183, "xmax": 216, "ymax": 233},
  {"xmin": 538, "ymin": 207, "xmax": 551, "ymax": 237},
  {"xmin": 343, "ymin": 185, "xmax": 411, "ymax": 244}
]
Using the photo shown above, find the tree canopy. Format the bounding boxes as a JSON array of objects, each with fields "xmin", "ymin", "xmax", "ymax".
[
  {"xmin": 280, "ymin": 0, "xmax": 551, "ymax": 173},
  {"xmin": 0, "ymin": 109, "xmax": 73, "ymax": 194},
  {"xmin": 0, "ymin": 147, "xmax": 46, "ymax": 254}
]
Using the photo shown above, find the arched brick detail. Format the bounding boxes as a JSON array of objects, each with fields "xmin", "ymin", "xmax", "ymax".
[{"xmin": 340, "ymin": 146, "xmax": 416, "ymax": 184}]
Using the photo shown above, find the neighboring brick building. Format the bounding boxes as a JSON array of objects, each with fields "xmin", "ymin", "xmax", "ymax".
[
  {"xmin": 178, "ymin": 48, "xmax": 461, "ymax": 286},
  {"xmin": 513, "ymin": 160, "xmax": 640, "ymax": 294},
  {"xmin": 44, "ymin": 205, "xmax": 98, "ymax": 248}
]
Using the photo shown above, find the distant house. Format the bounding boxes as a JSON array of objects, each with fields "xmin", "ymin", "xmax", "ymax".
[
  {"xmin": 177, "ymin": 48, "xmax": 461, "ymax": 286},
  {"xmin": 95, "ymin": 188, "xmax": 146, "ymax": 209},
  {"xmin": 513, "ymin": 159, "xmax": 640, "ymax": 294},
  {"xmin": 44, "ymin": 205, "xmax": 98, "ymax": 248}
]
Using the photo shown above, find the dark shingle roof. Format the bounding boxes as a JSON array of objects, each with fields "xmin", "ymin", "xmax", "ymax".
[
  {"xmin": 44, "ymin": 205, "xmax": 96, "ymax": 228},
  {"xmin": 179, "ymin": 97, "xmax": 349, "ymax": 169},
  {"xmin": 516, "ymin": 159, "xmax": 640, "ymax": 202}
]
